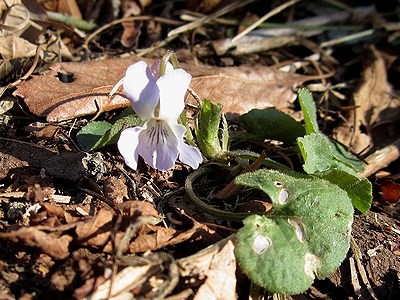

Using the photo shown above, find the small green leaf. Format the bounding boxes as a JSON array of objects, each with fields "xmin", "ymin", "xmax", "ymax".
[
  {"xmin": 297, "ymin": 88, "xmax": 319, "ymax": 134},
  {"xmin": 317, "ymin": 169, "xmax": 372, "ymax": 214},
  {"xmin": 195, "ymin": 99, "xmax": 227, "ymax": 160},
  {"xmin": 235, "ymin": 170, "xmax": 353, "ymax": 294},
  {"xmin": 238, "ymin": 108, "xmax": 305, "ymax": 145},
  {"xmin": 92, "ymin": 114, "xmax": 140, "ymax": 150},
  {"xmin": 297, "ymin": 132, "xmax": 332, "ymax": 174},
  {"xmin": 77, "ymin": 121, "xmax": 112, "ymax": 151},
  {"xmin": 76, "ymin": 107, "xmax": 140, "ymax": 151},
  {"xmin": 298, "ymin": 132, "xmax": 359, "ymax": 176}
]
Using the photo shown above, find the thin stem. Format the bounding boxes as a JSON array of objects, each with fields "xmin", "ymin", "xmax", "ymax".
[{"xmin": 159, "ymin": 50, "xmax": 180, "ymax": 77}]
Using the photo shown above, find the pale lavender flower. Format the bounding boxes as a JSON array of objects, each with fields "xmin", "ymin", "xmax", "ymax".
[{"xmin": 117, "ymin": 60, "xmax": 203, "ymax": 171}]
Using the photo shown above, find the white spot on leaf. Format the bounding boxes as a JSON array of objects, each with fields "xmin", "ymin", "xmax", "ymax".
[
  {"xmin": 288, "ymin": 218, "xmax": 305, "ymax": 243},
  {"xmin": 252, "ymin": 235, "xmax": 271, "ymax": 254},
  {"xmin": 278, "ymin": 189, "xmax": 289, "ymax": 204},
  {"xmin": 304, "ymin": 253, "xmax": 321, "ymax": 279}
]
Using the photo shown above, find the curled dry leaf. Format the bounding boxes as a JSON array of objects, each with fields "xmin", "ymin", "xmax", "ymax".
[
  {"xmin": 41, "ymin": 0, "xmax": 82, "ymax": 19},
  {"xmin": 334, "ymin": 45, "xmax": 400, "ymax": 153},
  {"xmin": 14, "ymin": 56, "xmax": 319, "ymax": 122}
]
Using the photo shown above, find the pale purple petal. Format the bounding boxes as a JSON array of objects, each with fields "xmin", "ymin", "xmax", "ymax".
[
  {"xmin": 157, "ymin": 69, "xmax": 191, "ymax": 121},
  {"xmin": 178, "ymin": 142, "xmax": 203, "ymax": 169},
  {"xmin": 117, "ymin": 126, "xmax": 143, "ymax": 170},
  {"xmin": 150, "ymin": 59, "xmax": 174, "ymax": 78},
  {"xmin": 123, "ymin": 61, "xmax": 159, "ymax": 120},
  {"xmin": 137, "ymin": 119, "xmax": 179, "ymax": 171},
  {"xmin": 170, "ymin": 123, "xmax": 203, "ymax": 169}
]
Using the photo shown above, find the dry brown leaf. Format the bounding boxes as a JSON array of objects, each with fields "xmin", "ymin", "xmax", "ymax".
[
  {"xmin": 0, "ymin": 36, "xmax": 38, "ymax": 59},
  {"xmin": 335, "ymin": 45, "xmax": 400, "ymax": 153},
  {"xmin": 0, "ymin": 227, "xmax": 72, "ymax": 260},
  {"xmin": 176, "ymin": 235, "xmax": 237, "ymax": 300},
  {"xmin": 120, "ymin": 0, "xmax": 143, "ymax": 48},
  {"xmin": 75, "ymin": 208, "xmax": 114, "ymax": 248},
  {"xmin": 116, "ymin": 199, "xmax": 160, "ymax": 220},
  {"xmin": 129, "ymin": 224, "xmax": 182, "ymax": 253},
  {"xmin": 13, "ymin": 57, "xmax": 142, "ymax": 123},
  {"xmin": 82, "ymin": 265, "xmax": 156, "ymax": 300},
  {"xmin": 0, "ymin": 0, "xmax": 46, "ymax": 42},
  {"xmin": 187, "ymin": 62, "xmax": 313, "ymax": 120},
  {"xmin": 129, "ymin": 213, "xmax": 219, "ymax": 253},
  {"xmin": 193, "ymin": 239, "xmax": 236, "ymax": 300},
  {"xmin": 14, "ymin": 56, "xmax": 318, "ymax": 122}
]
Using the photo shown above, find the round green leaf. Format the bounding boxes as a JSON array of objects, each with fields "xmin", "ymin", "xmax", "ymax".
[{"xmin": 235, "ymin": 170, "xmax": 354, "ymax": 294}]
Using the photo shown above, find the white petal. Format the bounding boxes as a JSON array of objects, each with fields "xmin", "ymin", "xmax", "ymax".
[
  {"xmin": 157, "ymin": 69, "xmax": 191, "ymax": 121},
  {"xmin": 137, "ymin": 119, "xmax": 179, "ymax": 171},
  {"xmin": 170, "ymin": 123, "xmax": 203, "ymax": 169},
  {"xmin": 123, "ymin": 61, "xmax": 159, "ymax": 120},
  {"xmin": 178, "ymin": 142, "xmax": 203, "ymax": 169},
  {"xmin": 117, "ymin": 127, "xmax": 143, "ymax": 170}
]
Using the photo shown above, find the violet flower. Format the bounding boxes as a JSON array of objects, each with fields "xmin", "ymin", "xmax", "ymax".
[{"xmin": 117, "ymin": 60, "xmax": 203, "ymax": 171}]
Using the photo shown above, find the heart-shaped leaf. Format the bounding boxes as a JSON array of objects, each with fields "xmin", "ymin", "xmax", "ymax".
[{"xmin": 234, "ymin": 169, "xmax": 353, "ymax": 294}]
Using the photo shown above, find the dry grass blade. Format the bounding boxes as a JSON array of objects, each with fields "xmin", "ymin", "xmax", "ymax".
[{"xmin": 231, "ymin": 0, "xmax": 301, "ymax": 43}]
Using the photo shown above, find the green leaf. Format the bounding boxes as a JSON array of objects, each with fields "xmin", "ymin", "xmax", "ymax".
[
  {"xmin": 76, "ymin": 107, "xmax": 140, "ymax": 151},
  {"xmin": 238, "ymin": 108, "xmax": 305, "ymax": 145},
  {"xmin": 195, "ymin": 99, "xmax": 227, "ymax": 160},
  {"xmin": 297, "ymin": 88, "xmax": 319, "ymax": 134},
  {"xmin": 317, "ymin": 169, "xmax": 372, "ymax": 214},
  {"xmin": 235, "ymin": 170, "xmax": 353, "ymax": 294},
  {"xmin": 327, "ymin": 139, "xmax": 364, "ymax": 172},
  {"xmin": 298, "ymin": 132, "xmax": 359, "ymax": 176},
  {"xmin": 92, "ymin": 114, "xmax": 140, "ymax": 150},
  {"xmin": 297, "ymin": 132, "xmax": 332, "ymax": 174},
  {"xmin": 77, "ymin": 121, "xmax": 112, "ymax": 151}
]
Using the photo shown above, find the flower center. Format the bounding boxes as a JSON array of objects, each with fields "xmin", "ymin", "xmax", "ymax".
[{"xmin": 146, "ymin": 120, "xmax": 169, "ymax": 146}]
